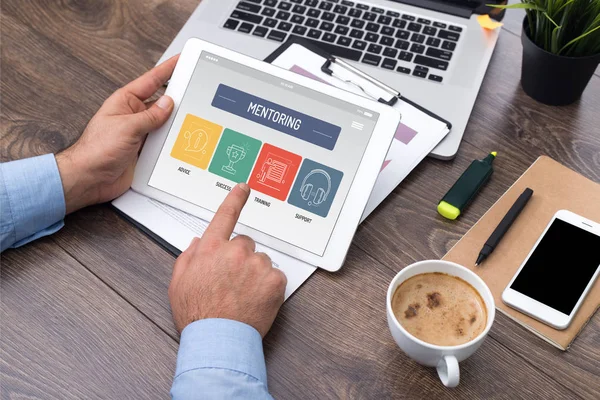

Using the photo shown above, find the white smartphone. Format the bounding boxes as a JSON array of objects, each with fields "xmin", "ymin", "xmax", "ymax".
[{"xmin": 502, "ymin": 210, "xmax": 600, "ymax": 330}]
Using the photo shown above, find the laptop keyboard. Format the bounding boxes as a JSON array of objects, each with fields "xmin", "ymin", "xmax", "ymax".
[{"xmin": 223, "ymin": 0, "xmax": 465, "ymax": 83}]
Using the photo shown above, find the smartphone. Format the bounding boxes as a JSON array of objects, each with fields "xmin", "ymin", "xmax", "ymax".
[{"xmin": 502, "ymin": 210, "xmax": 600, "ymax": 330}]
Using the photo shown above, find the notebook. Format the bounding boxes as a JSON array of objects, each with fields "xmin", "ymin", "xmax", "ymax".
[{"xmin": 442, "ymin": 156, "xmax": 600, "ymax": 350}]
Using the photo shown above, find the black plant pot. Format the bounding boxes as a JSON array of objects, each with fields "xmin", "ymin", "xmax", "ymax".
[{"xmin": 521, "ymin": 18, "xmax": 600, "ymax": 106}]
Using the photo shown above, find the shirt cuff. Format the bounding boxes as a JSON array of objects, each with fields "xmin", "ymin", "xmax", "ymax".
[
  {"xmin": 1, "ymin": 154, "xmax": 66, "ymax": 248},
  {"xmin": 175, "ymin": 319, "xmax": 267, "ymax": 386}
]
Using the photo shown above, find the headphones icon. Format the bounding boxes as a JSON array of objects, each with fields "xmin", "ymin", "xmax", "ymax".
[{"xmin": 300, "ymin": 169, "xmax": 332, "ymax": 206}]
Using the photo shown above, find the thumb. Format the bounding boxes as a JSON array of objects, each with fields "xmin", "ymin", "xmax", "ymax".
[{"xmin": 131, "ymin": 95, "xmax": 174, "ymax": 136}]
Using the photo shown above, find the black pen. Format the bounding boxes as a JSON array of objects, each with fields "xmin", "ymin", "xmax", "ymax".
[{"xmin": 475, "ymin": 188, "xmax": 534, "ymax": 266}]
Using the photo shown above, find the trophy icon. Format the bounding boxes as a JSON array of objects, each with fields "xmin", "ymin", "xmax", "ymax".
[{"xmin": 222, "ymin": 144, "xmax": 247, "ymax": 175}]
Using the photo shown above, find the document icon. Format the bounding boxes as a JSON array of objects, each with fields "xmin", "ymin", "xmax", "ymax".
[{"xmin": 249, "ymin": 144, "xmax": 302, "ymax": 201}]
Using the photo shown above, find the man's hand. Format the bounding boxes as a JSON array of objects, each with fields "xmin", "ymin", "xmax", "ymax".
[
  {"xmin": 169, "ymin": 183, "xmax": 287, "ymax": 337},
  {"xmin": 56, "ymin": 55, "xmax": 179, "ymax": 214}
]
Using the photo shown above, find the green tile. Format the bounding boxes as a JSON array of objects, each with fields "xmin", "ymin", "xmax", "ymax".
[{"xmin": 209, "ymin": 128, "xmax": 262, "ymax": 183}]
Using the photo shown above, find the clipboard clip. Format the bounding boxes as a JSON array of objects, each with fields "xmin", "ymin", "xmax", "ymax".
[{"xmin": 321, "ymin": 56, "xmax": 400, "ymax": 107}]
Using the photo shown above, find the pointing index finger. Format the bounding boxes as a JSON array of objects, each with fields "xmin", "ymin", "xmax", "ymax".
[{"xmin": 204, "ymin": 183, "xmax": 251, "ymax": 242}]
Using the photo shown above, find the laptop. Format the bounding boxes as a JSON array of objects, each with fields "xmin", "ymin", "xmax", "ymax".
[{"xmin": 159, "ymin": 0, "xmax": 502, "ymax": 159}]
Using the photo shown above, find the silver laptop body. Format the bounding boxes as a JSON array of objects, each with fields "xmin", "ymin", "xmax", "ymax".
[{"xmin": 159, "ymin": 0, "xmax": 500, "ymax": 159}]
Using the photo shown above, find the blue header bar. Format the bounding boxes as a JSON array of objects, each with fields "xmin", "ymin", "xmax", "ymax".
[{"xmin": 211, "ymin": 84, "xmax": 341, "ymax": 150}]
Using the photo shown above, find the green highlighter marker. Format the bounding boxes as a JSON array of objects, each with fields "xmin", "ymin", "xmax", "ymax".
[{"xmin": 438, "ymin": 152, "xmax": 497, "ymax": 220}]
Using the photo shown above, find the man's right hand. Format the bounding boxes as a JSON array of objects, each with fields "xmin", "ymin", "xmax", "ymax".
[{"xmin": 168, "ymin": 182, "xmax": 287, "ymax": 337}]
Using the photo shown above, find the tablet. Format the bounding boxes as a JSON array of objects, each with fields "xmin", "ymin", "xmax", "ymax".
[{"xmin": 133, "ymin": 39, "xmax": 400, "ymax": 271}]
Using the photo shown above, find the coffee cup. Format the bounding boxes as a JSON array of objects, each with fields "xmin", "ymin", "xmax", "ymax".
[{"xmin": 386, "ymin": 260, "xmax": 495, "ymax": 387}]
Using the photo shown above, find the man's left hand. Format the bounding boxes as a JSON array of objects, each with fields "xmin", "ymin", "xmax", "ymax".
[{"xmin": 56, "ymin": 55, "xmax": 179, "ymax": 214}]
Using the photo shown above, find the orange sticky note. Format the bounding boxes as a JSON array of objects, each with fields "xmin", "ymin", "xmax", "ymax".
[{"xmin": 477, "ymin": 14, "xmax": 503, "ymax": 30}]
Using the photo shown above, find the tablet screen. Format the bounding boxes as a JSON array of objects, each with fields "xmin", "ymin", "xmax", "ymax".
[{"xmin": 148, "ymin": 51, "xmax": 380, "ymax": 256}]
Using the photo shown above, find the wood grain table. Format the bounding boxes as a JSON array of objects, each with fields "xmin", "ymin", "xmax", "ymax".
[{"xmin": 2, "ymin": 1, "xmax": 599, "ymax": 399}]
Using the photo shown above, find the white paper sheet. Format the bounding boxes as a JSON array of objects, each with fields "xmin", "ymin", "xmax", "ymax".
[
  {"xmin": 112, "ymin": 190, "xmax": 316, "ymax": 301},
  {"xmin": 270, "ymin": 44, "xmax": 450, "ymax": 219}
]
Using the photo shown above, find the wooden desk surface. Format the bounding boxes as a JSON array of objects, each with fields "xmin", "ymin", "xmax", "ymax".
[{"xmin": 2, "ymin": 1, "xmax": 599, "ymax": 398}]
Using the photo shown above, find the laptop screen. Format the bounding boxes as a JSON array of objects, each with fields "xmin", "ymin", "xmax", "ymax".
[{"xmin": 386, "ymin": 0, "xmax": 500, "ymax": 18}]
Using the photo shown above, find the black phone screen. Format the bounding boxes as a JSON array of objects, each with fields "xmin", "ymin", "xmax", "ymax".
[{"xmin": 510, "ymin": 218, "xmax": 600, "ymax": 315}]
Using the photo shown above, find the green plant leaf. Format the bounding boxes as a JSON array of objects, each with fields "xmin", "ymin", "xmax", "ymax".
[
  {"xmin": 556, "ymin": 0, "xmax": 575, "ymax": 14},
  {"xmin": 551, "ymin": 25, "xmax": 561, "ymax": 53},
  {"xmin": 559, "ymin": 24, "xmax": 600, "ymax": 55},
  {"xmin": 544, "ymin": 12, "xmax": 560, "ymax": 28},
  {"xmin": 487, "ymin": 3, "xmax": 545, "ymax": 11},
  {"xmin": 502, "ymin": 0, "xmax": 600, "ymax": 57}
]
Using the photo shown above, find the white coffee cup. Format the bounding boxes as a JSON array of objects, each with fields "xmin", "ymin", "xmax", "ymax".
[{"xmin": 386, "ymin": 260, "xmax": 495, "ymax": 387}]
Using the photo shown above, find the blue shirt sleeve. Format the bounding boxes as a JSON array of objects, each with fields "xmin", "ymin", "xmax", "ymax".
[
  {"xmin": 171, "ymin": 318, "xmax": 273, "ymax": 400},
  {"xmin": 0, "ymin": 154, "xmax": 66, "ymax": 252}
]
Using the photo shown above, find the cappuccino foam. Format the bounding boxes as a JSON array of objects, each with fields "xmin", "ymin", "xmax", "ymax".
[{"xmin": 392, "ymin": 272, "xmax": 487, "ymax": 346}]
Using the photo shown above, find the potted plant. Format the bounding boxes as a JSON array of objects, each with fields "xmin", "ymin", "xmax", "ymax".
[{"xmin": 491, "ymin": 0, "xmax": 600, "ymax": 105}]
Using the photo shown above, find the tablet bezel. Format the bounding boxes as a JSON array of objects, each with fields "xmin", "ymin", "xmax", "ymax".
[{"xmin": 133, "ymin": 39, "xmax": 400, "ymax": 271}]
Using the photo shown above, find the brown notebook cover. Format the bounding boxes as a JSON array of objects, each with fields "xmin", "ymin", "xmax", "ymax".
[{"xmin": 442, "ymin": 156, "xmax": 600, "ymax": 350}]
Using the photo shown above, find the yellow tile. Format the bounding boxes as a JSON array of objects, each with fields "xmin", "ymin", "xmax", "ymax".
[{"xmin": 170, "ymin": 114, "xmax": 223, "ymax": 169}]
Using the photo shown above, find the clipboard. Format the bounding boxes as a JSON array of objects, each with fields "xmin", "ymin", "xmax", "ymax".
[
  {"xmin": 264, "ymin": 36, "xmax": 451, "ymax": 130},
  {"xmin": 265, "ymin": 36, "xmax": 450, "ymax": 218}
]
